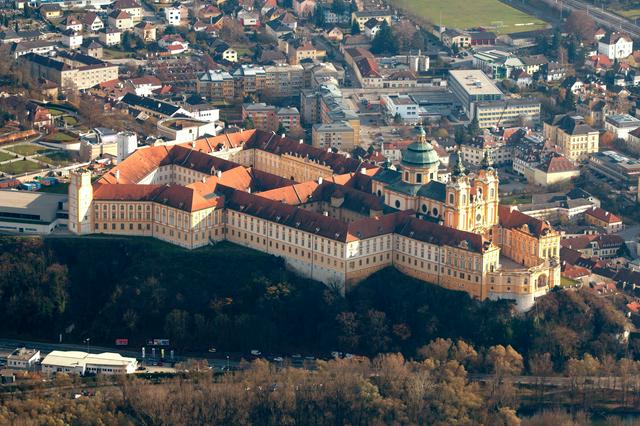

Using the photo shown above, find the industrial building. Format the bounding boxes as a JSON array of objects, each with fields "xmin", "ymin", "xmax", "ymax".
[
  {"xmin": 41, "ymin": 351, "xmax": 138, "ymax": 375},
  {"xmin": 0, "ymin": 190, "xmax": 67, "ymax": 234}
]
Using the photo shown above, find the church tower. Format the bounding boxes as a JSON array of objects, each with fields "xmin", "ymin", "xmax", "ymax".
[
  {"xmin": 400, "ymin": 126, "xmax": 440, "ymax": 185},
  {"xmin": 473, "ymin": 151, "xmax": 500, "ymax": 233},
  {"xmin": 68, "ymin": 170, "xmax": 93, "ymax": 234},
  {"xmin": 445, "ymin": 150, "xmax": 472, "ymax": 231}
]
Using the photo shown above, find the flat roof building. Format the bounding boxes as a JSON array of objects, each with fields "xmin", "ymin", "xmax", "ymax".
[
  {"xmin": 0, "ymin": 190, "xmax": 67, "ymax": 234},
  {"xmin": 588, "ymin": 150, "xmax": 640, "ymax": 189},
  {"xmin": 41, "ymin": 351, "xmax": 138, "ymax": 375},
  {"xmin": 448, "ymin": 69, "xmax": 503, "ymax": 117}
]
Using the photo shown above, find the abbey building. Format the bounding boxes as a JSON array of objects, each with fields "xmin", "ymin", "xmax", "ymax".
[{"xmin": 69, "ymin": 128, "xmax": 560, "ymax": 311}]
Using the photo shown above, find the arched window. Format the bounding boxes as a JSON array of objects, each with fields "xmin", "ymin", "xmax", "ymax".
[
  {"xmin": 404, "ymin": 172, "xmax": 409, "ymax": 181},
  {"xmin": 449, "ymin": 193, "xmax": 454, "ymax": 204},
  {"xmin": 377, "ymin": 189, "xmax": 382, "ymax": 197}
]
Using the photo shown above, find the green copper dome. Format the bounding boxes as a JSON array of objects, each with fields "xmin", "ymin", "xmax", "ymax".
[{"xmin": 401, "ymin": 139, "xmax": 440, "ymax": 168}]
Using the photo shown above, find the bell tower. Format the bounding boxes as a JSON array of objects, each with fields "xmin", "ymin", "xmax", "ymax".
[{"xmin": 68, "ymin": 170, "xmax": 93, "ymax": 234}]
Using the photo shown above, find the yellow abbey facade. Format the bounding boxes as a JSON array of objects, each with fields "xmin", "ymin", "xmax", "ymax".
[{"xmin": 69, "ymin": 129, "xmax": 560, "ymax": 311}]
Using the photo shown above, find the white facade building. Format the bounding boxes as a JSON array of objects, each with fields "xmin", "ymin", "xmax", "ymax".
[
  {"xmin": 41, "ymin": 351, "xmax": 138, "ymax": 375},
  {"xmin": 598, "ymin": 32, "xmax": 633, "ymax": 60}
]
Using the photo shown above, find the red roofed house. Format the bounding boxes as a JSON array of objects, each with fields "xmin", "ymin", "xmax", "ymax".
[
  {"xmin": 585, "ymin": 206, "xmax": 623, "ymax": 233},
  {"xmin": 530, "ymin": 154, "xmax": 579, "ymax": 186}
]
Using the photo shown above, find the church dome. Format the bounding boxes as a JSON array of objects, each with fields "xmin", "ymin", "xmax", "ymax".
[{"xmin": 401, "ymin": 138, "xmax": 440, "ymax": 168}]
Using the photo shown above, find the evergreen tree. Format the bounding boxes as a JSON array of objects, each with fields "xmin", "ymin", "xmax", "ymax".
[
  {"xmin": 451, "ymin": 42, "xmax": 459, "ymax": 55},
  {"xmin": 315, "ymin": 5, "xmax": 326, "ymax": 27},
  {"xmin": 455, "ymin": 126, "xmax": 467, "ymax": 145},
  {"xmin": 276, "ymin": 122, "xmax": 286, "ymax": 135},
  {"xmin": 562, "ymin": 90, "xmax": 576, "ymax": 111},
  {"xmin": 351, "ymin": 19, "xmax": 360, "ymax": 35},
  {"xmin": 467, "ymin": 117, "xmax": 480, "ymax": 138},
  {"xmin": 371, "ymin": 21, "xmax": 397, "ymax": 55}
]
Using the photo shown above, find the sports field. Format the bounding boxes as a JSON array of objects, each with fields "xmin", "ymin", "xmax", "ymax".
[{"xmin": 391, "ymin": 0, "xmax": 548, "ymax": 34}]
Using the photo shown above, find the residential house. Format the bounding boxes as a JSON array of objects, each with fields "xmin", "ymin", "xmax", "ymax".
[
  {"xmin": 40, "ymin": 4, "xmax": 62, "ymax": 19},
  {"xmin": 585, "ymin": 207, "xmax": 623, "ymax": 233},
  {"xmin": 469, "ymin": 31, "xmax": 496, "ymax": 46},
  {"xmin": 324, "ymin": 27, "xmax": 343, "ymax": 42},
  {"xmin": 134, "ymin": 22, "xmax": 156, "ymax": 42},
  {"xmin": 113, "ymin": 0, "xmax": 143, "ymax": 22},
  {"xmin": 238, "ymin": 8, "xmax": 260, "ymax": 26},
  {"xmin": 100, "ymin": 28, "xmax": 122, "ymax": 46},
  {"xmin": 108, "ymin": 10, "xmax": 133, "ymax": 31},
  {"xmin": 520, "ymin": 54, "xmax": 548, "ymax": 76},
  {"xmin": 441, "ymin": 28, "xmax": 470, "ymax": 49},
  {"xmin": 545, "ymin": 61, "xmax": 568, "ymax": 82},
  {"xmin": 62, "ymin": 30, "xmax": 83, "ymax": 49},
  {"xmin": 352, "ymin": 10, "xmax": 392, "ymax": 31},
  {"xmin": 84, "ymin": 12, "xmax": 104, "ymax": 32},
  {"xmin": 165, "ymin": 5, "xmax": 188, "ymax": 26},
  {"xmin": 561, "ymin": 234, "xmax": 625, "ymax": 259},
  {"xmin": 127, "ymin": 76, "xmax": 162, "ymax": 96},
  {"xmin": 364, "ymin": 18, "xmax": 383, "ymax": 40},
  {"xmin": 598, "ymin": 32, "xmax": 633, "ymax": 60},
  {"xmin": 61, "ymin": 16, "xmax": 83, "ymax": 32}
]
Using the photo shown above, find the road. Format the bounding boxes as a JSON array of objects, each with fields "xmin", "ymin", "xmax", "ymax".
[{"xmin": 539, "ymin": 0, "xmax": 640, "ymax": 38}]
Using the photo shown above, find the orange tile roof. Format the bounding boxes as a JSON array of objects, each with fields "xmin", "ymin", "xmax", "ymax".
[{"xmin": 585, "ymin": 206, "xmax": 622, "ymax": 224}]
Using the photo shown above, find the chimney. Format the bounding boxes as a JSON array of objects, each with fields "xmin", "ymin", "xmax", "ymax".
[
  {"xmin": 360, "ymin": 167, "xmax": 367, "ymax": 175},
  {"xmin": 115, "ymin": 169, "xmax": 120, "ymax": 183},
  {"xmin": 323, "ymin": 211, "xmax": 328, "ymax": 216},
  {"xmin": 299, "ymin": 139, "xmax": 304, "ymax": 144},
  {"xmin": 281, "ymin": 133, "xmax": 285, "ymax": 138},
  {"xmin": 191, "ymin": 140, "xmax": 196, "ymax": 149},
  {"xmin": 318, "ymin": 177, "xmax": 323, "ymax": 184},
  {"xmin": 216, "ymin": 170, "xmax": 222, "ymax": 178}
]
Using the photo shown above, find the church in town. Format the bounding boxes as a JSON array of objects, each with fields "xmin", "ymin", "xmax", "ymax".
[{"xmin": 68, "ymin": 128, "xmax": 560, "ymax": 311}]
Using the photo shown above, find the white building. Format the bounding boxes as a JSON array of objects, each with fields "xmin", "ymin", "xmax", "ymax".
[
  {"xmin": 381, "ymin": 94, "xmax": 421, "ymax": 124},
  {"xmin": 157, "ymin": 117, "xmax": 218, "ymax": 143},
  {"xmin": 117, "ymin": 131, "xmax": 138, "ymax": 161},
  {"xmin": 62, "ymin": 30, "xmax": 83, "ymax": 49},
  {"xmin": 598, "ymin": 32, "xmax": 633, "ymax": 60},
  {"xmin": 0, "ymin": 191, "xmax": 67, "ymax": 234},
  {"xmin": 604, "ymin": 114, "xmax": 640, "ymax": 141},
  {"xmin": 7, "ymin": 348, "xmax": 40, "ymax": 370},
  {"xmin": 164, "ymin": 6, "xmax": 183, "ymax": 26},
  {"xmin": 41, "ymin": 351, "xmax": 138, "ymax": 375}
]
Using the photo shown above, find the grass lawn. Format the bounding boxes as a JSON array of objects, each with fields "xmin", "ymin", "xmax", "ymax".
[
  {"xmin": 0, "ymin": 159, "xmax": 42, "ymax": 175},
  {"xmin": 6, "ymin": 144, "xmax": 50, "ymax": 156},
  {"xmin": 501, "ymin": 194, "xmax": 532, "ymax": 205},
  {"xmin": 103, "ymin": 49, "xmax": 131, "ymax": 59},
  {"xmin": 38, "ymin": 182, "xmax": 69, "ymax": 194},
  {"xmin": 0, "ymin": 151, "xmax": 16, "ymax": 162},
  {"xmin": 561, "ymin": 276, "xmax": 580, "ymax": 288},
  {"xmin": 48, "ymin": 108, "xmax": 65, "ymax": 117},
  {"xmin": 613, "ymin": 8, "xmax": 640, "ymax": 19},
  {"xmin": 390, "ymin": 0, "xmax": 547, "ymax": 34},
  {"xmin": 43, "ymin": 132, "xmax": 75, "ymax": 143},
  {"xmin": 37, "ymin": 151, "xmax": 75, "ymax": 166},
  {"xmin": 63, "ymin": 116, "xmax": 78, "ymax": 126}
]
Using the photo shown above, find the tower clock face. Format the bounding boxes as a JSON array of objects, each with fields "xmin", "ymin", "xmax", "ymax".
[{"xmin": 476, "ymin": 213, "xmax": 482, "ymax": 223}]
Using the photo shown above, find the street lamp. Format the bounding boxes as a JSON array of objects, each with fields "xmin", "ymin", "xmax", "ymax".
[
  {"xmin": 85, "ymin": 338, "xmax": 90, "ymax": 354},
  {"xmin": 226, "ymin": 355, "xmax": 229, "ymax": 370}
]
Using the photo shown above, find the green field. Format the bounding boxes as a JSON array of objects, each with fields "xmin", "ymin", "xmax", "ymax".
[
  {"xmin": 613, "ymin": 8, "xmax": 640, "ymax": 19},
  {"xmin": 43, "ymin": 132, "xmax": 75, "ymax": 143},
  {"xmin": 36, "ymin": 151, "xmax": 75, "ymax": 166},
  {"xmin": 0, "ymin": 159, "xmax": 42, "ymax": 175},
  {"xmin": 6, "ymin": 144, "xmax": 50, "ymax": 156},
  {"xmin": 0, "ymin": 151, "xmax": 16, "ymax": 162},
  {"xmin": 391, "ymin": 0, "xmax": 547, "ymax": 34}
]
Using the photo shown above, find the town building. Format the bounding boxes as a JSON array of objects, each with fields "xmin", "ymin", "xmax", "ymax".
[
  {"xmin": 22, "ymin": 52, "xmax": 119, "ymax": 92},
  {"xmin": 544, "ymin": 114, "xmax": 599, "ymax": 162},
  {"xmin": 448, "ymin": 69, "xmax": 503, "ymax": 118},
  {"xmin": 7, "ymin": 348, "xmax": 40, "ymax": 370},
  {"xmin": 604, "ymin": 114, "xmax": 640, "ymax": 141},
  {"xmin": 312, "ymin": 122, "xmax": 356, "ymax": 150},
  {"xmin": 0, "ymin": 190, "xmax": 67, "ymax": 233},
  {"xmin": 598, "ymin": 32, "xmax": 633, "ymax": 60},
  {"xmin": 585, "ymin": 206, "xmax": 623, "ymax": 233},
  {"xmin": 475, "ymin": 99, "xmax": 541, "ymax": 129},
  {"xmin": 588, "ymin": 150, "xmax": 640, "ymax": 189},
  {"xmin": 113, "ymin": 0, "xmax": 143, "ymax": 22},
  {"xmin": 351, "ymin": 10, "xmax": 392, "ymax": 31}
]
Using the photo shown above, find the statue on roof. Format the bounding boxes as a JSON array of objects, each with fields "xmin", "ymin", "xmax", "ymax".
[
  {"xmin": 452, "ymin": 148, "xmax": 466, "ymax": 178},
  {"xmin": 481, "ymin": 150, "xmax": 494, "ymax": 170}
]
